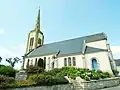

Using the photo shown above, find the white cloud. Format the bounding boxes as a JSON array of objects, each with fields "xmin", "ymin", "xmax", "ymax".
[
  {"xmin": 0, "ymin": 43, "xmax": 25, "ymax": 70},
  {"xmin": 111, "ymin": 46, "xmax": 120, "ymax": 59},
  {"xmin": 0, "ymin": 29, "xmax": 4, "ymax": 34}
]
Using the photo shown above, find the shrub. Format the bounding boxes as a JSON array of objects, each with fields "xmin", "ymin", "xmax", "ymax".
[
  {"xmin": 17, "ymin": 80, "xmax": 35, "ymax": 87},
  {"xmin": 44, "ymin": 68, "xmax": 62, "ymax": 76},
  {"xmin": 28, "ymin": 74, "xmax": 45, "ymax": 85},
  {"xmin": 28, "ymin": 74, "xmax": 69, "ymax": 86},
  {"xmin": 26, "ymin": 65, "xmax": 44, "ymax": 75},
  {"xmin": 54, "ymin": 76, "xmax": 69, "ymax": 84},
  {"xmin": 0, "ymin": 65, "xmax": 16, "ymax": 77},
  {"xmin": 8, "ymin": 81, "xmax": 20, "ymax": 88},
  {"xmin": 42, "ymin": 67, "xmax": 112, "ymax": 81},
  {"xmin": 0, "ymin": 75, "xmax": 16, "ymax": 88},
  {"xmin": 0, "ymin": 75, "xmax": 15, "ymax": 83},
  {"xmin": 0, "ymin": 75, "xmax": 8, "ymax": 84}
]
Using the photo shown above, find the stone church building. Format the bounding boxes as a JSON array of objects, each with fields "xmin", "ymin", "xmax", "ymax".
[{"xmin": 22, "ymin": 8, "xmax": 116, "ymax": 74}]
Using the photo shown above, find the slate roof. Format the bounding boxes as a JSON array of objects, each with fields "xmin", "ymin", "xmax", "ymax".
[
  {"xmin": 115, "ymin": 59, "xmax": 120, "ymax": 66},
  {"xmin": 26, "ymin": 32, "xmax": 107, "ymax": 58}
]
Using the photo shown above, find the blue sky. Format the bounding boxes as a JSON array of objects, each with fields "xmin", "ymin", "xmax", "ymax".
[{"xmin": 0, "ymin": 0, "xmax": 120, "ymax": 69}]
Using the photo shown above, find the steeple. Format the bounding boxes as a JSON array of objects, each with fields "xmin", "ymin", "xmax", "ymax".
[
  {"xmin": 26, "ymin": 7, "xmax": 44, "ymax": 54},
  {"xmin": 35, "ymin": 6, "xmax": 40, "ymax": 31}
]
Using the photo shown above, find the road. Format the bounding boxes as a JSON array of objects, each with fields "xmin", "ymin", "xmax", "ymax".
[{"xmin": 101, "ymin": 85, "xmax": 120, "ymax": 90}]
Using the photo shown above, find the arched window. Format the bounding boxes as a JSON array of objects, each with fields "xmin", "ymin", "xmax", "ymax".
[
  {"xmin": 51, "ymin": 62, "xmax": 54, "ymax": 69},
  {"xmin": 64, "ymin": 58, "xmax": 67, "ymax": 66},
  {"xmin": 38, "ymin": 58, "xmax": 44, "ymax": 68},
  {"xmin": 30, "ymin": 38, "xmax": 34, "ymax": 46},
  {"xmin": 44, "ymin": 57, "xmax": 46, "ymax": 60},
  {"xmin": 92, "ymin": 58, "xmax": 98, "ymax": 70},
  {"xmin": 68, "ymin": 57, "xmax": 71, "ymax": 66},
  {"xmin": 38, "ymin": 38, "xmax": 41, "ymax": 45},
  {"xmin": 44, "ymin": 57, "xmax": 46, "ymax": 69},
  {"xmin": 26, "ymin": 59, "xmax": 30, "ymax": 68},
  {"xmin": 31, "ymin": 59, "xmax": 33, "ymax": 65},
  {"xmin": 35, "ymin": 58, "xmax": 37, "ymax": 66},
  {"xmin": 73, "ymin": 57, "xmax": 76, "ymax": 66}
]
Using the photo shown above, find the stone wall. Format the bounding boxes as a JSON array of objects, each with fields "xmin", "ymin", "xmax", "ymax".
[
  {"xmin": 2, "ymin": 77, "xmax": 120, "ymax": 90},
  {"xmin": 3, "ymin": 84, "xmax": 74, "ymax": 90},
  {"xmin": 76, "ymin": 77, "xmax": 120, "ymax": 90}
]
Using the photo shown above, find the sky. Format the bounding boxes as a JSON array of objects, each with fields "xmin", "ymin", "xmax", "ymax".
[{"xmin": 0, "ymin": 0, "xmax": 120, "ymax": 69}]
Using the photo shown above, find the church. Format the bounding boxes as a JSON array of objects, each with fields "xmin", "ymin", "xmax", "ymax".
[{"xmin": 22, "ymin": 8, "xmax": 116, "ymax": 74}]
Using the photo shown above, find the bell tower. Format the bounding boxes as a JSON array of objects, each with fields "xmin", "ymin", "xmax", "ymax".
[{"xmin": 26, "ymin": 7, "xmax": 44, "ymax": 54}]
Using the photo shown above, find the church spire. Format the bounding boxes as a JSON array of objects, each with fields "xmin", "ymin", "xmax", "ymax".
[
  {"xmin": 35, "ymin": 6, "xmax": 40, "ymax": 31},
  {"xmin": 25, "ymin": 6, "xmax": 44, "ymax": 54}
]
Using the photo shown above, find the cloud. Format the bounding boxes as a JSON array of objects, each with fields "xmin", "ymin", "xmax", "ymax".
[
  {"xmin": 0, "ymin": 29, "xmax": 4, "ymax": 34},
  {"xmin": 0, "ymin": 43, "xmax": 25, "ymax": 69},
  {"xmin": 111, "ymin": 46, "xmax": 120, "ymax": 59}
]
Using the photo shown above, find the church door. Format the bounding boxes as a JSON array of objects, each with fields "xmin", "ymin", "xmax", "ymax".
[
  {"xmin": 92, "ymin": 59, "xmax": 98, "ymax": 70},
  {"xmin": 38, "ymin": 58, "xmax": 44, "ymax": 68}
]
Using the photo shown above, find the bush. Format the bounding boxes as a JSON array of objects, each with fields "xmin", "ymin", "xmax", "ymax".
[
  {"xmin": 28, "ymin": 74, "xmax": 45, "ymax": 85},
  {"xmin": 41, "ymin": 67, "xmax": 112, "ymax": 81},
  {"xmin": 54, "ymin": 76, "xmax": 69, "ymax": 84},
  {"xmin": 0, "ymin": 67, "xmax": 113, "ymax": 89},
  {"xmin": 28, "ymin": 74, "xmax": 69, "ymax": 86},
  {"xmin": 0, "ymin": 75, "xmax": 16, "ymax": 88},
  {"xmin": 0, "ymin": 65, "xmax": 16, "ymax": 77},
  {"xmin": 26, "ymin": 65, "xmax": 44, "ymax": 75}
]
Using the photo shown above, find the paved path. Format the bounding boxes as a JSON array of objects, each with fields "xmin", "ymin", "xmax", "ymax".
[{"xmin": 101, "ymin": 85, "xmax": 120, "ymax": 90}]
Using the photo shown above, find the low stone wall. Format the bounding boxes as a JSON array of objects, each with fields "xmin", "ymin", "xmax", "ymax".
[
  {"xmin": 76, "ymin": 77, "xmax": 120, "ymax": 90},
  {"xmin": 3, "ymin": 84, "xmax": 74, "ymax": 90},
  {"xmin": 2, "ymin": 77, "xmax": 120, "ymax": 90}
]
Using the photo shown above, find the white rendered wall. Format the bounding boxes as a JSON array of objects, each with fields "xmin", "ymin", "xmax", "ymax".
[
  {"xmin": 24, "ymin": 54, "xmax": 84, "ymax": 70},
  {"xmin": 86, "ymin": 40, "xmax": 107, "ymax": 49},
  {"xmin": 57, "ymin": 54, "xmax": 83, "ymax": 68},
  {"xmin": 24, "ymin": 54, "xmax": 53, "ymax": 70},
  {"xmin": 85, "ymin": 51, "xmax": 113, "ymax": 74},
  {"xmin": 24, "ymin": 51, "xmax": 113, "ymax": 74}
]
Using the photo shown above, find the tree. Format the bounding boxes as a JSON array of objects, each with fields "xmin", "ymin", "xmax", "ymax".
[
  {"xmin": 0, "ymin": 57, "xmax": 2, "ymax": 63},
  {"xmin": 6, "ymin": 57, "xmax": 21, "ymax": 67}
]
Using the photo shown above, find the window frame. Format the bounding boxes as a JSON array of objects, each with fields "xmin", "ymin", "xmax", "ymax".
[
  {"xmin": 64, "ymin": 58, "xmax": 67, "ymax": 66},
  {"xmin": 72, "ymin": 57, "xmax": 76, "ymax": 66},
  {"xmin": 68, "ymin": 57, "xmax": 72, "ymax": 66}
]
